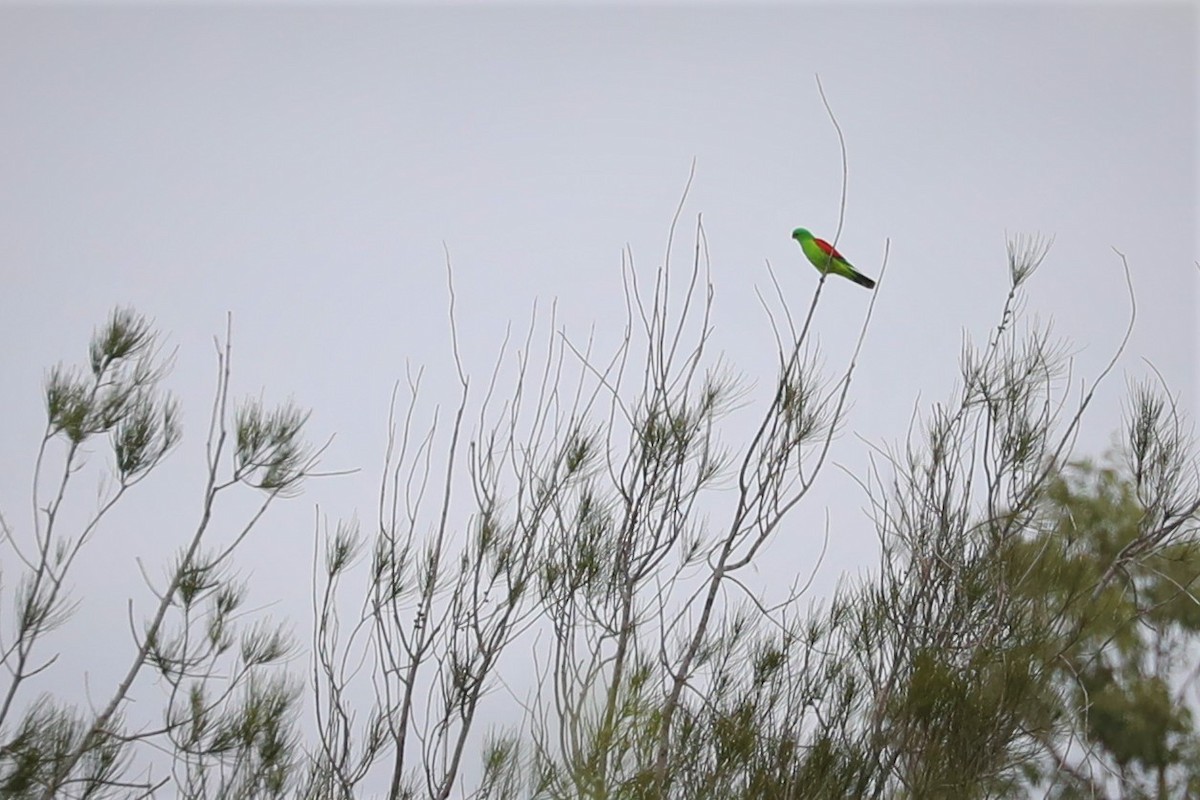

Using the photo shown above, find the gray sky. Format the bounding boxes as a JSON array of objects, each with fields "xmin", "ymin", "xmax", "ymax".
[{"xmin": 0, "ymin": 1, "xmax": 1195, "ymax": 785}]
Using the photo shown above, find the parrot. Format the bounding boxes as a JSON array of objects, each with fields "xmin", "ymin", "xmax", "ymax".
[{"xmin": 791, "ymin": 228, "xmax": 876, "ymax": 289}]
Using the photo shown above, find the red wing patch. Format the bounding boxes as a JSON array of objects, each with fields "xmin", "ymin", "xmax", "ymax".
[{"xmin": 814, "ymin": 238, "xmax": 846, "ymax": 261}]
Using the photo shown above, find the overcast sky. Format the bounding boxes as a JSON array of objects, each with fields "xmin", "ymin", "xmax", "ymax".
[{"xmin": 0, "ymin": 1, "xmax": 1195, "ymax": 783}]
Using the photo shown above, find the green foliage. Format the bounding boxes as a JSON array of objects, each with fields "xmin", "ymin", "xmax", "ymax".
[
  {"xmin": 235, "ymin": 400, "xmax": 313, "ymax": 495},
  {"xmin": 44, "ymin": 308, "xmax": 180, "ymax": 473},
  {"xmin": 1021, "ymin": 462, "xmax": 1200, "ymax": 796},
  {"xmin": 3, "ymin": 308, "xmax": 313, "ymax": 800},
  {"xmin": 6, "ymin": 229, "xmax": 1199, "ymax": 800}
]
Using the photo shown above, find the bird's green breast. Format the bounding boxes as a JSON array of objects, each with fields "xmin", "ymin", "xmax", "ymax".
[{"xmin": 800, "ymin": 237, "xmax": 834, "ymax": 272}]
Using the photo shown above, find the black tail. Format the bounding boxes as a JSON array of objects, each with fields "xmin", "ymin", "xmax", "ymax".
[{"xmin": 851, "ymin": 270, "xmax": 876, "ymax": 290}]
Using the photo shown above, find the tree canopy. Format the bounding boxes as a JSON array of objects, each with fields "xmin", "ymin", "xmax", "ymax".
[{"xmin": 2, "ymin": 233, "xmax": 1197, "ymax": 799}]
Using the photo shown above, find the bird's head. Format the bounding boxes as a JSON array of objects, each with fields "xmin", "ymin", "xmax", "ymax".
[{"xmin": 791, "ymin": 228, "xmax": 811, "ymax": 242}]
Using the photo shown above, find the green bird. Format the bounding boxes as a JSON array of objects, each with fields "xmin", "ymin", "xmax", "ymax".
[{"xmin": 792, "ymin": 228, "xmax": 876, "ymax": 289}]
